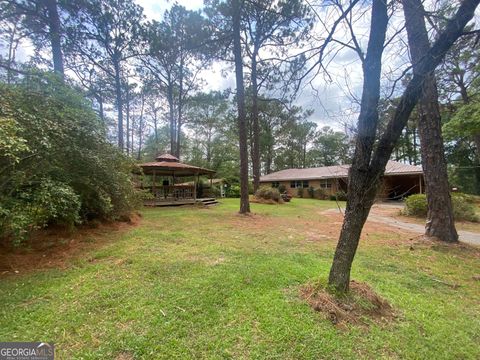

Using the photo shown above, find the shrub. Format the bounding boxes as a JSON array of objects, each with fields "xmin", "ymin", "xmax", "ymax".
[
  {"xmin": 403, "ymin": 193, "xmax": 479, "ymax": 222},
  {"xmin": 211, "ymin": 185, "xmax": 222, "ymax": 197},
  {"xmin": 297, "ymin": 187, "xmax": 304, "ymax": 198},
  {"xmin": 0, "ymin": 179, "xmax": 81, "ymax": 246},
  {"xmin": 451, "ymin": 193, "xmax": 479, "ymax": 222},
  {"xmin": 307, "ymin": 186, "xmax": 315, "ymax": 198},
  {"xmin": 314, "ymin": 188, "xmax": 329, "ymax": 200},
  {"xmin": 0, "ymin": 76, "xmax": 141, "ymax": 245},
  {"xmin": 255, "ymin": 187, "xmax": 281, "ymax": 202},
  {"xmin": 278, "ymin": 184, "xmax": 286, "ymax": 193},
  {"xmin": 403, "ymin": 194, "xmax": 429, "ymax": 217},
  {"xmin": 226, "ymin": 184, "xmax": 241, "ymax": 198},
  {"xmin": 329, "ymin": 191, "xmax": 348, "ymax": 201}
]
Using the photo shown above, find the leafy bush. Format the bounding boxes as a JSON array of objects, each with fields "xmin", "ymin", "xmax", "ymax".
[
  {"xmin": 403, "ymin": 194, "xmax": 428, "ymax": 217},
  {"xmin": 451, "ymin": 193, "xmax": 479, "ymax": 222},
  {"xmin": 297, "ymin": 187, "xmax": 304, "ymax": 198},
  {"xmin": 278, "ymin": 184, "xmax": 286, "ymax": 193},
  {"xmin": 0, "ymin": 76, "xmax": 141, "ymax": 245},
  {"xmin": 329, "ymin": 191, "xmax": 348, "ymax": 201},
  {"xmin": 226, "ymin": 184, "xmax": 241, "ymax": 198},
  {"xmin": 255, "ymin": 187, "xmax": 281, "ymax": 202},
  {"xmin": 314, "ymin": 188, "xmax": 329, "ymax": 200},
  {"xmin": 307, "ymin": 186, "xmax": 315, "ymax": 198},
  {"xmin": 211, "ymin": 185, "xmax": 222, "ymax": 197},
  {"xmin": 403, "ymin": 193, "xmax": 479, "ymax": 222}
]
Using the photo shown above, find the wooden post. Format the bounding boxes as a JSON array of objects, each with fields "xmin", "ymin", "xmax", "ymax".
[
  {"xmin": 172, "ymin": 171, "xmax": 176, "ymax": 200},
  {"xmin": 193, "ymin": 172, "xmax": 197, "ymax": 201},
  {"xmin": 419, "ymin": 175, "xmax": 423, "ymax": 194},
  {"xmin": 152, "ymin": 170, "xmax": 156, "ymax": 202}
]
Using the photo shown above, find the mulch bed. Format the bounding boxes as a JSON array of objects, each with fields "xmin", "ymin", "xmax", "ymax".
[
  {"xmin": 301, "ymin": 280, "xmax": 397, "ymax": 328},
  {"xmin": 0, "ymin": 213, "xmax": 141, "ymax": 276}
]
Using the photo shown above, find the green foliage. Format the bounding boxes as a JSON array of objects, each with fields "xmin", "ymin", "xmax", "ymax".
[
  {"xmin": 330, "ymin": 191, "xmax": 348, "ymax": 201},
  {"xmin": 278, "ymin": 184, "xmax": 286, "ymax": 193},
  {"xmin": 404, "ymin": 193, "xmax": 479, "ymax": 222},
  {"xmin": 308, "ymin": 126, "xmax": 352, "ymax": 166},
  {"xmin": 255, "ymin": 187, "xmax": 281, "ymax": 202},
  {"xmin": 403, "ymin": 194, "xmax": 429, "ymax": 217},
  {"xmin": 226, "ymin": 184, "xmax": 241, "ymax": 198},
  {"xmin": 0, "ymin": 180, "xmax": 82, "ymax": 246},
  {"xmin": 297, "ymin": 187, "xmax": 304, "ymax": 198},
  {"xmin": 0, "ymin": 76, "xmax": 140, "ymax": 245},
  {"xmin": 451, "ymin": 193, "xmax": 480, "ymax": 222},
  {"xmin": 307, "ymin": 186, "xmax": 315, "ymax": 198},
  {"xmin": 443, "ymin": 101, "xmax": 480, "ymax": 140},
  {"xmin": 314, "ymin": 188, "xmax": 329, "ymax": 200}
]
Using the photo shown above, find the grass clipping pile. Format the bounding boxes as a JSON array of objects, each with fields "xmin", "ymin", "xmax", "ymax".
[{"xmin": 301, "ymin": 280, "xmax": 396, "ymax": 328}]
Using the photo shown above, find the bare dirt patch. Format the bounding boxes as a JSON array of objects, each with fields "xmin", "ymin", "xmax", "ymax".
[
  {"xmin": 301, "ymin": 281, "xmax": 396, "ymax": 328},
  {"xmin": 0, "ymin": 214, "xmax": 141, "ymax": 277},
  {"xmin": 227, "ymin": 207, "xmax": 414, "ymax": 247}
]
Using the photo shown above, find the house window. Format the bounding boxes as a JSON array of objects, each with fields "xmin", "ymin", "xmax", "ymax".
[
  {"xmin": 272, "ymin": 181, "xmax": 280, "ymax": 188},
  {"xmin": 290, "ymin": 180, "xmax": 309, "ymax": 188},
  {"xmin": 320, "ymin": 179, "xmax": 332, "ymax": 189}
]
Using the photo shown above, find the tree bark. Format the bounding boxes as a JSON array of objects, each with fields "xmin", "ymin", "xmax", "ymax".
[
  {"xmin": 403, "ymin": 0, "xmax": 458, "ymax": 242},
  {"xmin": 328, "ymin": 0, "xmax": 389, "ymax": 293},
  {"xmin": 98, "ymin": 94, "xmax": 104, "ymax": 124},
  {"xmin": 251, "ymin": 47, "xmax": 261, "ymax": 192},
  {"xmin": 176, "ymin": 57, "xmax": 185, "ymax": 159},
  {"xmin": 43, "ymin": 0, "xmax": 64, "ymax": 77},
  {"xmin": 137, "ymin": 90, "xmax": 145, "ymax": 161},
  {"xmin": 126, "ymin": 79, "xmax": 130, "ymax": 155},
  {"xmin": 167, "ymin": 80, "xmax": 176, "ymax": 156},
  {"xmin": 113, "ymin": 57, "xmax": 124, "ymax": 150},
  {"xmin": 327, "ymin": 0, "xmax": 480, "ymax": 293},
  {"xmin": 153, "ymin": 108, "xmax": 159, "ymax": 155},
  {"xmin": 233, "ymin": 0, "xmax": 251, "ymax": 214}
]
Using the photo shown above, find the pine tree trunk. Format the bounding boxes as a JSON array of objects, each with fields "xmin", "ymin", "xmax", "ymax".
[
  {"xmin": 176, "ymin": 58, "xmax": 185, "ymax": 159},
  {"xmin": 126, "ymin": 80, "xmax": 130, "ymax": 155},
  {"xmin": 233, "ymin": 0, "xmax": 250, "ymax": 214},
  {"xmin": 114, "ymin": 58, "xmax": 124, "ymax": 150},
  {"xmin": 153, "ymin": 109, "xmax": 159, "ymax": 155},
  {"xmin": 167, "ymin": 81, "xmax": 176, "ymax": 156},
  {"xmin": 251, "ymin": 48, "xmax": 261, "ymax": 192},
  {"xmin": 403, "ymin": 0, "xmax": 458, "ymax": 242},
  {"xmin": 44, "ymin": 0, "xmax": 64, "ymax": 77},
  {"xmin": 137, "ymin": 91, "xmax": 145, "ymax": 161}
]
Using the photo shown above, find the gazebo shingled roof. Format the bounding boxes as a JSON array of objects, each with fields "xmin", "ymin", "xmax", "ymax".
[
  {"xmin": 155, "ymin": 153, "xmax": 179, "ymax": 162},
  {"xmin": 139, "ymin": 153, "xmax": 215, "ymax": 177}
]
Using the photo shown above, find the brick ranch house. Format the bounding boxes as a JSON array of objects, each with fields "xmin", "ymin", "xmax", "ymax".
[{"xmin": 259, "ymin": 160, "xmax": 424, "ymax": 200}]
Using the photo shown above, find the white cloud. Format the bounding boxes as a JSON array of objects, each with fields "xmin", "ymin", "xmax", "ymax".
[{"xmin": 135, "ymin": 0, "xmax": 204, "ymax": 20}]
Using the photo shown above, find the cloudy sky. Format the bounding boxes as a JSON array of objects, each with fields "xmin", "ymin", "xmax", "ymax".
[
  {"xmin": 0, "ymin": 0, "xmax": 417, "ymax": 129},
  {"xmin": 134, "ymin": 0, "xmax": 371, "ymax": 129}
]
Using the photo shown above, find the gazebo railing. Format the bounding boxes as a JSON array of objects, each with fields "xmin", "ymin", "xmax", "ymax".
[{"xmin": 144, "ymin": 185, "xmax": 195, "ymax": 201}]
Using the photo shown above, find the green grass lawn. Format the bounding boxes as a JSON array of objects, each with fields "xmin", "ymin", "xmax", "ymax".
[{"xmin": 1, "ymin": 199, "xmax": 479, "ymax": 359}]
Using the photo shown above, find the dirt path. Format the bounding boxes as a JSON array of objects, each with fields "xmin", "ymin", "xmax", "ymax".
[{"xmin": 325, "ymin": 204, "xmax": 480, "ymax": 247}]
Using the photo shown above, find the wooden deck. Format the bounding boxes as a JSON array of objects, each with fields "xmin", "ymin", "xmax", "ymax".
[{"xmin": 144, "ymin": 198, "xmax": 218, "ymax": 207}]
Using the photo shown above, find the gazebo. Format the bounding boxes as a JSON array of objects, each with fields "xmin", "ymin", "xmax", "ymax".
[{"xmin": 138, "ymin": 154, "xmax": 216, "ymax": 206}]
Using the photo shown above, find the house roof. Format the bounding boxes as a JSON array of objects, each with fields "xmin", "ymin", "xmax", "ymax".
[{"xmin": 259, "ymin": 161, "xmax": 423, "ymax": 182}]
